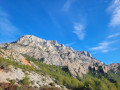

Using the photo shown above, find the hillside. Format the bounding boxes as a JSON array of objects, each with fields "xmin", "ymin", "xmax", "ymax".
[{"xmin": 0, "ymin": 35, "xmax": 120, "ymax": 90}]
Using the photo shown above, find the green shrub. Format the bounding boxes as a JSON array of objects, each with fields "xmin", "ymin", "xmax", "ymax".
[
  {"xmin": 49, "ymin": 82, "xmax": 55, "ymax": 86},
  {"xmin": 42, "ymin": 78, "xmax": 46, "ymax": 81},
  {"xmin": 116, "ymin": 80, "xmax": 120, "ymax": 90},
  {"xmin": 21, "ymin": 76, "xmax": 30, "ymax": 85},
  {"xmin": 0, "ymin": 87, "xmax": 2, "ymax": 90},
  {"xmin": 9, "ymin": 80, "xmax": 16, "ymax": 85}
]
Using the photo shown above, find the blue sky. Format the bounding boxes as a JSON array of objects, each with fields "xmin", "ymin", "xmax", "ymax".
[{"xmin": 0, "ymin": 0, "xmax": 120, "ymax": 65}]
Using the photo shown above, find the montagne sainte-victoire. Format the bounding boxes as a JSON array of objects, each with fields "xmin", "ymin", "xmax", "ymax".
[{"xmin": 0, "ymin": 35, "xmax": 120, "ymax": 90}]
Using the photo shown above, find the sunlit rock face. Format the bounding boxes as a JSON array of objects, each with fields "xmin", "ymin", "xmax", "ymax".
[
  {"xmin": 0, "ymin": 35, "xmax": 107, "ymax": 77},
  {"xmin": 108, "ymin": 63, "xmax": 120, "ymax": 74}
]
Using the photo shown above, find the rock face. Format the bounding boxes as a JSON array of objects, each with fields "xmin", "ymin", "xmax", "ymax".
[
  {"xmin": 0, "ymin": 35, "xmax": 107, "ymax": 77},
  {"xmin": 0, "ymin": 66, "xmax": 61, "ymax": 89},
  {"xmin": 108, "ymin": 63, "xmax": 120, "ymax": 73},
  {"xmin": 0, "ymin": 49, "xmax": 38, "ymax": 68}
]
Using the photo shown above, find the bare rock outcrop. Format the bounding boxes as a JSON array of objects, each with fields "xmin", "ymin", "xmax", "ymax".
[
  {"xmin": 0, "ymin": 66, "xmax": 62, "ymax": 89},
  {"xmin": 108, "ymin": 63, "xmax": 120, "ymax": 73}
]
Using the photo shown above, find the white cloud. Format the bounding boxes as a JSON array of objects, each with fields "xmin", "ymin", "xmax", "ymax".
[
  {"xmin": 108, "ymin": 0, "xmax": 120, "ymax": 26},
  {"xmin": 0, "ymin": 18, "xmax": 19, "ymax": 37},
  {"xmin": 65, "ymin": 42, "xmax": 75, "ymax": 47},
  {"xmin": 62, "ymin": 0, "xmax": 75, "ymax": 11},
  {"xmin": 0, "ymin": 8, "xmax": 21, "ymax": 42},
  {"xmin": 89, "ymin": 41, "xmax": 117, "ymax": 53},
  {"xmin": 73, "ymin": 23, "xmax": 85, "ymax": 40},
  {"xmin": 107, "ymin": 33, "xmax": 120, "ymax": 38}
]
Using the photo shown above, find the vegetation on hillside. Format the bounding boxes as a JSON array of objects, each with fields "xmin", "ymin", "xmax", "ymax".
[
  {"xmin": 0, "ymin": 56, "xmax": 120, "ymax": 90},
  {"xmin": 24, "ymin": 55, "xmax": 120, "ymax": 90}
]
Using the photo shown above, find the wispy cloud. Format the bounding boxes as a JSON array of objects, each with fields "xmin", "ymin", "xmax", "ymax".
[
  {"xmin": 0, "ymin": 8, "xmax": 21, "ymax": 43},
  {"xmin": 73, "ymin": 23, "xmax": 85, "ymax": 40},
  {"xmin": 107, "ymin": 33, "xmax": 120, "ymax": 38},
  {"xmin": 62, "ymin": 0, "xmax": 75, "ymax": 11},
  {"xmin": 89, "ymin": 41, "xmax": 117, "ymax": 53},
  {"xmin": 107, "ymin": 0, "xmax": 120, "ymax": 26},
  {"xmin": 65, "ymin": 42, "xmax": 75, "ymax": 47}
]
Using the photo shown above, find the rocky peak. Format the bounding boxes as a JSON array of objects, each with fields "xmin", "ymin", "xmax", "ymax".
[
  {"xmin": 17, "ymin": 35, "xmax": 59, "ymax": 47},
  {"xmin": 47, "ymin": 40, "xmax": 58, "ymax": 45},
  {"xmin": 17, "ymin": 35, "xmax": 46, "ymax": 46},
  {"xmin": 80, "ymin": 51, "xmax": 92, "ymax": 57},
  {"xmin": 108, "ymin": 63, "xmax": 120, "ymax": 73},
  {"xmin": 17, "ymin": 35, "xmax": 46, "ymax": 45}
]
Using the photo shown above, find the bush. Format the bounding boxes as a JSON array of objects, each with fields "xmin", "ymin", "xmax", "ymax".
[
  {"xmin": 42, "ymin": 78, "xmax": 46, "ymax": 81},
  {"xmin": 21, "ymin": 76, "xmax": 30, "ymax": 85},
  {"xmin": 10, "ymin": 80, "xmax": 16, "ymax": 85},
  {"xmin": 0, "ymin": 87, "xmax": 2, "ymax": 90},
  {"xmin": 49, "ymin": 82, "xmax": 55, "ymax": 86},
  {"xmin": 116, "ymin": 80, "xmax": 120, "ymax": 90},
  {"xmin": 83, "ymin": 78, "xmax": 95, "ymax": 90}
]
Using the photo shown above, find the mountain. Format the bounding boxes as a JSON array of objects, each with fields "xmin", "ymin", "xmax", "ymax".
[
  {"xmin": 0, "ymin": 35, "xmax": 107, "ymax": 76},
  {"xmin": 0, "ymin": 35, "xmax": 120, "ymax": 90}
]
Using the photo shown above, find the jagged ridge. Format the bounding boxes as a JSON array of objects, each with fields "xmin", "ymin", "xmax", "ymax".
[{"xmin": 0, "ymin": 35, "xmax": 106, "ymax": 77}]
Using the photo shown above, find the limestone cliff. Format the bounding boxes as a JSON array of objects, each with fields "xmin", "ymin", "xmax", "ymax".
[{"xmin": 0, "ymin": 35, "xmax": 107, "ymax": 77}]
